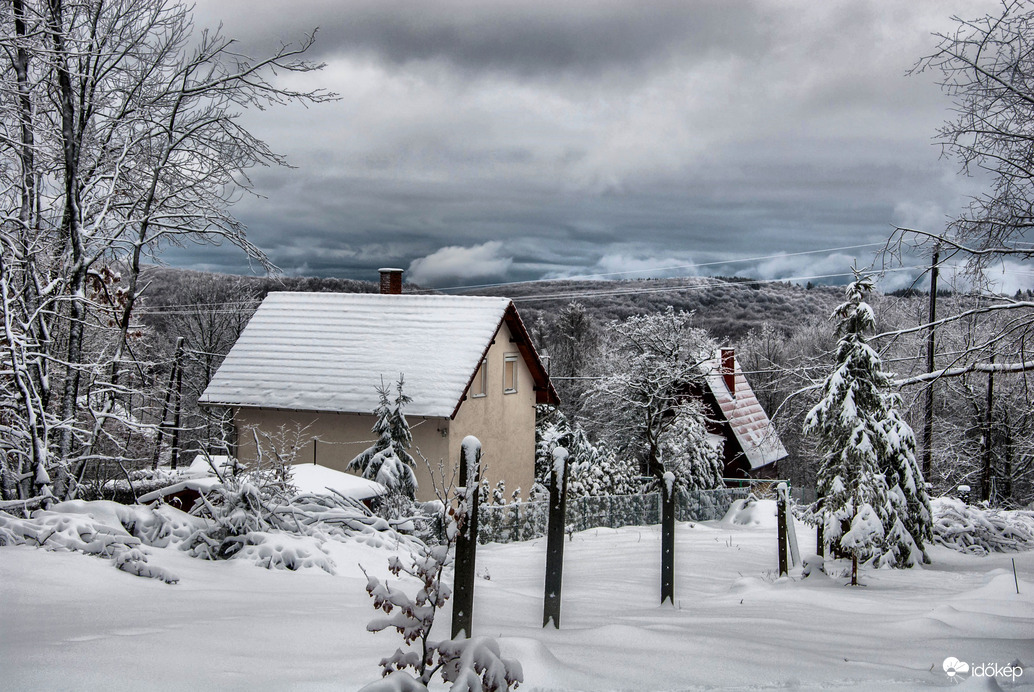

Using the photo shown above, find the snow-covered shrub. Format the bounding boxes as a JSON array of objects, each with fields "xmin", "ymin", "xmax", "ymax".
[
  {"xmin": 658, "ymin": 401, "xmax": 723, "ymax": 492},
  {"xmin": 0, "ymin": 482, "xmax": 419, "ymax": 581},
  {"xmin": 210, "ymin": 531, "xmax": 334, "ymax": 572},
  {"xmin": 361, "ymin": 486, "xmax": 522, "ymax": 691},
  {"xmin": 801, "ymin": 554, "xmax": 829, "ymax": 580},
  {"xmin": 0, "ymin": 500, "xmax": 182, "ymax": 583},
  {"xmin": 931, "ymin": 497, "xmax": 1034, "ymax": 555}
]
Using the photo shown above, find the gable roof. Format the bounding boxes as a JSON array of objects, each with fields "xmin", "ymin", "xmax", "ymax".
[
  {"xmin": 699, "ymin": 352, "xmax": 787, "ymax": 470},
  {"xmin": 199, "ymin": 292, "xmax": 557, "ymax": 418}
]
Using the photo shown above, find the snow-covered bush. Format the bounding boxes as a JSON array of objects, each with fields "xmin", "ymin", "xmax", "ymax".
[
  {"xmin": 0, "ymin": 481, "xmax": 419, "ymax": 580},
  {"xmin": 0, "ymin": 500, "xmax": 191, "ymax": 583},
  {"xmin": 658, "ymin": 401, "xmax": 724, "ymax": 492},
  {"xmin": 361, "ymin": 487, "xmax": 522, "ymax": 691},
  {"xmin": 931, "ymin": 497, "xmax": 1034, "ymax": 554}
]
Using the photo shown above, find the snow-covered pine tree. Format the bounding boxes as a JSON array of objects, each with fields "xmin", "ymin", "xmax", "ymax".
[
  {"xmin": 659, "ymin": 400, "xmax": 724, "ymax": 491},
  {"xmin": 880, "ymin": 405, "xmax": 933, "ymax": 566},
  {"xmin": 535, "ymin": 407, "xmax": 638, "ymax": 497},
  {"xmin": 804, "ymin": 274, "xmax": 895, "ymax": 584},
  {"xmin": 348, "ymin": 377, "xmax": 418, "ymax": 500}
]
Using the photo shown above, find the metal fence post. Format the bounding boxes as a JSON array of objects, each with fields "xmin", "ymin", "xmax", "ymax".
[
  {"xmin": 543, "ymin": 447, "xmax": 570, "ymax": 628},
  {"xmin": 776, "ymin": 482, "xmax": 788, "ymax": 577},
  {"xmin": 452, "ymin": 437, "xmax": 481, "ymax": 639}
]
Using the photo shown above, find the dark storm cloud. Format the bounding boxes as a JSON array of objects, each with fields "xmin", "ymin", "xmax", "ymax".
[
  {"xmin": 175, "ymin": 0, "xmax": 1023, "ymax": 292},
  {"xmin": 199, "ymin": 0, "xmax": 767, "ymax": 78}
]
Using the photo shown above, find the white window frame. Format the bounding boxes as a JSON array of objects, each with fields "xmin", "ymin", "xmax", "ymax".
[
  {"xmin": 503, "ymin": 353, "xmax": 518, "ymax": 394},
  {"xmin": 471, "ymin": 358, "xmax": 487, "ymax": 398}
]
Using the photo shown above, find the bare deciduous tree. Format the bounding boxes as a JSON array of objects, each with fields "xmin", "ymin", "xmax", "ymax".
[{"xmin": 0, "ymin": 0, "xmax": 334, "ymax": 503}]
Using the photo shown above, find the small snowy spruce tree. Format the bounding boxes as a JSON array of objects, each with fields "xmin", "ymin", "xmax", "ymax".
[
  {"xmin": 349, "ymin": 377, "xmax": 418, "ymax": 500},
  {"xmin": 360, "ymin": 482, "xmax": 522, "ymax": 692},
  {"xmin": 805, "ymin": 274, "xmax": 916, "ymax": 583}
]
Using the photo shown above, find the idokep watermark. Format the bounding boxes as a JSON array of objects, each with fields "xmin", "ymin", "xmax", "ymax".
[{"xmin": 943, "ymin": 656, "xmax": 1024, "ymax": 683}]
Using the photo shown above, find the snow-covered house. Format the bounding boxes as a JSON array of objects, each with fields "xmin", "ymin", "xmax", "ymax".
[
  {"xmin": 199, "ymin": 271, "xmax": 558, "ymax": 502},
  {"xmin": 699, "ymin": 349, "xmax": 787, "ymax": 480}
]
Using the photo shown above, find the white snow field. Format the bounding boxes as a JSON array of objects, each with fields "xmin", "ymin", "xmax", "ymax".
[{"xmin": 2, "ymin": 513, "xmax": 1032, "ymax": 691}]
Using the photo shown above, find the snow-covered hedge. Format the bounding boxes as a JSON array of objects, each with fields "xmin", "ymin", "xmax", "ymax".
[{"xmin": 931, "ymin": 497, "xmax": 1034, "ymax": 555}]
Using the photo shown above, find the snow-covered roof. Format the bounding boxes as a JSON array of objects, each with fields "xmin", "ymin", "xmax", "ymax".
[
  {"xmin": 700, "ymin": 353, "xmax": 788, "ymax": 470},
  {"xmin": 289, "ymin": 464, "xmax": 385, "ymax": 501},
  {"xmin": 199, "ymin": 292, "xmax": 556, "ymax": 417},
  {"xmin": 137, "ymin": 476, "xmax": 223, "ymax": 504},
  {"xmin": 187, "ymin": 454, "xmax": 234, "ymax": 475}
]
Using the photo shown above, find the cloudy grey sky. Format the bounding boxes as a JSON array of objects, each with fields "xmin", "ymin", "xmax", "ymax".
[{"xmin": 173, "ymin": 0, "xmax": 1022, "ymax": 291}]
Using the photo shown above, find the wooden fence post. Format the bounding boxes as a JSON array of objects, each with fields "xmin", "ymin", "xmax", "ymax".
[
  {"xmin": 452, "ymin": 436, "xmax": 481, "ymax": 639},
  {"xmin": 543, "ymin": 446, "xmax": 569, "ymax": 628}
]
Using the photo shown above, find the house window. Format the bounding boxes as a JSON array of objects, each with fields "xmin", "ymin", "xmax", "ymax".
[
  {"xmin": 472, "ymin": 359, "xmax": 487, "ymax": 398},
  {"xmin": 503, "ymin": 353, "xmax": 518, "ymax": 394}
]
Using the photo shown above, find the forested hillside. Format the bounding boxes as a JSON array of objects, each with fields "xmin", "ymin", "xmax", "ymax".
[
  {"xmin": 464, "ymin": 276, "xmax": 843, "ymax": 342},
  {"xmin": 111, "ymin": 266, "xmax": 1034, "ymax": 510}
]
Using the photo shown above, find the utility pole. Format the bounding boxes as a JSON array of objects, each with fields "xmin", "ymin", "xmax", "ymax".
[{"xmin": 923, "ymin": 248, "xmax": 939, "ymax": 480}]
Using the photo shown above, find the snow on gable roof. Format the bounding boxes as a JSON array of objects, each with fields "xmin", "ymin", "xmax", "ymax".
[
  {"xmin": 700, "ymin": 352, "xmax": 788, "ymax": 469},
  {"xmin": 199, "ymin": 292, "xmax": 516, "ymax": 418}
]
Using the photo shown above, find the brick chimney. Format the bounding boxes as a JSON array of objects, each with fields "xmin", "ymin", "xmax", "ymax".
[
  {"xmin": 379, "ymin": 268, "xmax": 403, "ymax": 295},
  {"xmin": 720, "ymin": 348, "xmax": 736, "ymax": 396}
]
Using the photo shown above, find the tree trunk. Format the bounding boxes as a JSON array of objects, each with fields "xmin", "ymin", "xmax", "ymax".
[{"xmin": 981, "ymin": 353, "xmax": 995, "ymax": 502}]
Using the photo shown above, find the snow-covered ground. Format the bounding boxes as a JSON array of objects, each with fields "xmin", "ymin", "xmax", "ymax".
[{"xmin": 2, "ymin": 513, "xmax": 1032, "ymax": 691}]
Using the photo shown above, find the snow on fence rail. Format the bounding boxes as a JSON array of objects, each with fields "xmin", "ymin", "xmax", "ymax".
[{"xmin": 476, "ymin": 488, "xmax": 750, "ymax": 544}]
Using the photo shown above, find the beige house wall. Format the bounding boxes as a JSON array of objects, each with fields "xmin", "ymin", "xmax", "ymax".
[
  {"xmin": 447, "ymin": 320, "xmax": 537, "ymax": 500},
  {"xmin": 233, "ymin": 408, "xmax": 450, "ymax": 501},
  {"xmin": 230, "ymin": 321, "xmax": 538, "ymax": 502}
]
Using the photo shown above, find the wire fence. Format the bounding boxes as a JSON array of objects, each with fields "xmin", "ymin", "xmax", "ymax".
[{"xmin": 476, "ymin": 487, "xmax": 750, "ymax": 544}]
